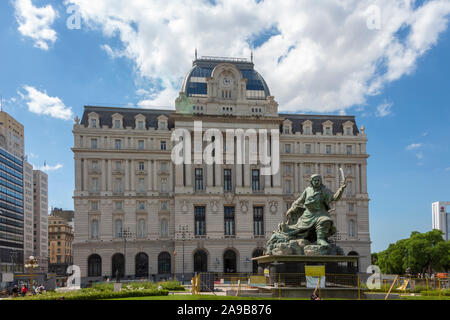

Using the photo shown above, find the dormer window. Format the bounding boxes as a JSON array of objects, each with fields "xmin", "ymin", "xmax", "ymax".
[
  {"xmin": 302, "ymin": 120, "xmax": 313, "ymax": 135},
  {"xmin": 88, "ymin": 112, "xmax": 100, "ymax": 129},
  {"xmin": 343, "ymin": 121, "xmax": 354, "ymax": 136},
  {"xmin": 283, "ymin": 119, "xmax": 292, "ymax": 135},
  {"xmin": 114, "ymin": 120, "xmax": 121, "ymax": 129},
  {"xmin": 322, "ymin": 120, "xmax": 334, "ymax": 136},
  {"xmin": 135, "ymin": 114, "xmax": 146, "ymax": 130},
  {"xmin": 158, "ymin": 115, "xmax": 168, "ymax": 131},
  {"xmin": 112, "ymin": 113, "xmax": 124, "ymax": 129},
  {"xmin": 137, "ymin": 121, "xmax": 144, "ymax": 130}
]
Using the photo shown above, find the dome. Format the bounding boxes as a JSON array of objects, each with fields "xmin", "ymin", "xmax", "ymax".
[{"xmin": 181, "ymin": 57, "xmax": 271, "ymax": 99}]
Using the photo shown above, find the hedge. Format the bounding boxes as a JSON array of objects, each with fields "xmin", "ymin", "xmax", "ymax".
[{"xmin": 14, "ymin": 288, "xmax": 169, "ymax": 300}]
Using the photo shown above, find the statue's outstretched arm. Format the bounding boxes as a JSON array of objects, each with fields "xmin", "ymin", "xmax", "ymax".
[{"xmin": 332, "ymin": 179, "xmax": 347, "ymax": 202}]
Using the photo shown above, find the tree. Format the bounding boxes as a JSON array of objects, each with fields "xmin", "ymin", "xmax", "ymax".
[{"xmin": 374, "ymin": 230, "xmax": 450, "ymax": 274}]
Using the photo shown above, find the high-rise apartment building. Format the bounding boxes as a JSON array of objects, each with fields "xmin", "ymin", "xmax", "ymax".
[
  {"xmin": 33, "ymin": 170, "xmax": 48, "ymax": 273},
  {"xmin": 432, "ymin": 201, "xmax": 450, "ymax": 241},
  {"xmin": 23, "ymin": 161, "xmax": 34, "ymax": 262},
  {"xmin": 0, "ymin": 111, "xmax": 24, "ymax": 158}
]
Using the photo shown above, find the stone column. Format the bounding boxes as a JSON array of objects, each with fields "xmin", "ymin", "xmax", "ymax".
[
  {"xmin": 361, "ymin": 164, "xmax": 367, "ymax": 193},
  {"xmin": 130, "ymin": 160, "xmax": 135, "ymax": 191},
  {"xmin": 294, "ymin": 163, "xmax": 299, "ymax": 193},
  {"xmin": 102, "ymin": 160, "xmax": 106, "ymax": 191},
  {"xmin": 125, "ymin": 160, "xmax": 130, "ymax": 191},
  {"xmin": 215, "ymin": 163, "xmax": 222, "ymax": 188},
  {"xmin": 207, "ymin": 164, "xmax": 214, "ymax": 187},
  {"xmin": 153, "ymin": 161, "xmax": 158, "ymax": 191},
  {"xmin": 299, "ymin": 162, "xmax": 303, "ymax": 191},
  {"xmin": 75, "ymin": 159, "xmax": 82, "ymax": 191},
  {"xmin": 356, "ymin": 164, "xmax": 361, "ymax": 194},
  {"xmin": 83, "ymin": 159, "xmax": 88, "ymax": 191},
  {"xmin": 107, "ymin": 160, "xmax": 112, "ymax": 191},
  {"xmin": 148, "ymin": 160, "xmax": 153, "ymax": 191},
  {"xmin": 186, "ymin": 164, "xmax": 192, "ymax": 187},
  {"xmin": 236, "ymin": 164, "xmax": 243, "ymax": 188}
]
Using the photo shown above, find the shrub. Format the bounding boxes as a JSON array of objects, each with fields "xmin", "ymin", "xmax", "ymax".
[
  {"xmin": 14, "ymin": 288, "xmax": 169, "ymax": 300},
  {"xmin": 420, "ymin": 289, "xmax": 450, "ymax": 297},
  {"xmin": 158, "ymin": 280, "xmax": 185, "ymax": 291}
]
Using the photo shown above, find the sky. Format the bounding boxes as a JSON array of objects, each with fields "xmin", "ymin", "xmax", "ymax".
[{"xmin": 0, "ymin": 0, "xmax": 449, "ymax": 253}]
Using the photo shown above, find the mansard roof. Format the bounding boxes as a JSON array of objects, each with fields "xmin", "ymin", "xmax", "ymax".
[
  {"xmin": 81, "ymin": 106, "xmax": 175, "ymax": 129},
  {"xmin": 280, "ymin": 114, "xmax": 359, "ymax": 135}
]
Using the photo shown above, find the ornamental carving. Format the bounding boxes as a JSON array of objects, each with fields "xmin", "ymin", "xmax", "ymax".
[
  {"xmin": 269, "ymin": 201, "xmax": 278, "ymax": 215},
  {"xmin": 240, "ymin": 201, "xmax": 249, "ymax": 214}
]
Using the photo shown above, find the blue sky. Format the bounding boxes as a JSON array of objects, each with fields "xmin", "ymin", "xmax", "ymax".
[{"xmin": 1, "ymin": 0, "xmax": 449, "ymax": 253}]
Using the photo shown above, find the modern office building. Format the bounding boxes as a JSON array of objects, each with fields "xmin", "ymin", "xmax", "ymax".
[
  {"xmin": 432, "ymin": 201, "xmax": 450, "ymax": 241},
  {"xmin": 33, "ymin": 170, "xmax": 49, "ymax": 273},
  {"xmin": 72, "ymin": 56, "xmax": 371, "ymax": 283},
  {"xmin": 0, "ymin": 146, "xmax": 24, "ymax": 274}
]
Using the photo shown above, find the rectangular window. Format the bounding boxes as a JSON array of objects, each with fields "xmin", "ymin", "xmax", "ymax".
[
  {"xmin": 91, "ymin": 178, "xmax": 99, "ymax": 192},
  {"xmin": 326, "ymin": 145, "xmax": 332, "ymax": 154},
  {"xmin": 92, "ymin": 160, "xmax": 99, "ymax": 169},
  {"xmin": 114, "ymin": 120, "xmax": 121, "ymax": 129},
  {"xmin": 253, "ymin": 207, "xmax": 264, "ymax": 236},
  {"xmin": 161, "ymin": 141, "xmax": 167, "ymax": 150},
  {"xmin": 326, "ymin": 165, "xmax": 332, "ymax": 175},
  {"xmin": 346, "ymin": 145, "xmax": 352, "ymax": 155},
  {"xmin": 285, "ymin": 180, "xmax": 292, "ymax": 194},
  {"xmin": 305, "ymin": 165, "xmax": 311, "ymax": 174},
  {"xmin": 285, "ymin": 165, "xmax": 291, "ymax": 175},
  {"xmin": 306, "ymin": 144, "xmax": 311, "ymax": 154},
  {"xmin": 114, "ymin": 178, "xmax": 123, "ymax": 193},
  {"xmin": 138, "ymin": 140, "xmax": 144, "ymax": 150},
  {"xmin": 195, "ymin": 168, "xmax": 204, "ymax": 191},
  {"xmin": 161, "ymin": 162, "xmax": 167, "ymax": 172},
  {"xmin": 138, "ymin": 201, "xmax": 145, "ymax": 211},
  {"xmin": 285, "ymin": 144, "xmax": 291, "ymax": 154},
  {"xmin": 91, "ymin": 119, "xmax": 97, "ymax": 128},
  {"xmin": 115, "ymin": 161, "xmax": 122, "ymax": 170},
  {"xmin": 139, "ymin": 162, "xmax": 145, "ymax": 171},
  {"xmin": 252, "ymin": 169, "xmax": 260, "ymax": 191},
  {"xmin": 224, "ymin": 169, "xmax": 232, "ymax": 192},
  {"xmin": 137, "ymin": 121, "xmax": 144, "ymax": 130},
  {"xmin": 224, "ymin": 207, "xmax": 235, "ymax": 236},
  {"xmin": 349, "ymin": 203, "xmax": 354, "ymax": 212},
  {"xmin": 326, "ymin": 127, "xmax": 331, "ymax": 135},
  {"xmin": 346, "ymin": 127, "xmax": 352, "ymax": 136},
  {"xmin": 91, "ymin": 139, "xmax": 98, "ymax": 149},
  {"xmin": 115, "ymin": 201, "xmax": 123, "ymax": 211},
  {"xmin": 138, "ymin": 178, "xmax": 145, "ymax": 192},
  {"xmin": 115, "ymin": 140, "xmax": 122, "ymax": 150},
  {"xmin": 195, "ymin": 206, "xmax": 206, "ymax": 236},
  {"xmin": 91, "ymin": 201, "xmax": 98, "ymax": 211},
  {"xmin": 305, "ymin": 127, "xmax": 311, "ymax": 135}
]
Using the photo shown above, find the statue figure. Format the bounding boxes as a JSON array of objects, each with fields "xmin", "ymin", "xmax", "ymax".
[{"xmin": 266, "ymin": 173, "xmax": 347, "ymax": 255}]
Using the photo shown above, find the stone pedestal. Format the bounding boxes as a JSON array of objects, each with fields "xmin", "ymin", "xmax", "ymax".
[{"xmin": 252, "ymin": 255, "xmax": 360, "ymax": 298}]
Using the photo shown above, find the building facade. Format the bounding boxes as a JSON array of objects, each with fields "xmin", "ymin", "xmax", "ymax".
[
  {"xmin": 0, "ymin": 111, "xmax": 25, "ymax": 158},
  {"xmin": 23, "ymin": 161, "xmax": 34, "ymax": 263},
  {"xmin": 33, "ymin": 170, "xmax": 49, "ymax": 273},
  {"xmin": 0, "ymin": 146, "xmax": 24, "ymax": 274},
  {"xmin": 432, "ymin": 201, "xmax": 450, "ymax": 241},
  {"xmin": 73, "ymin": 56, "xmax": 371, "ymax": 283},
  {"xmin": 48, "ymin": 211, "xmax": 74, "ymax": 287}
]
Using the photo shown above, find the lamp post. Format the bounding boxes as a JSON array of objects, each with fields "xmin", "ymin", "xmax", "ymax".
[
  {"xmin": 25, "ymin": 256, "xmax": 39, "ymax": 291},
  {"xmin": 177, "ymin": 225, "xmax": 189, "ymax": 284},
  {"xmin": 119, "ymin": 227, "xmax": 133, "ymax": 281}
]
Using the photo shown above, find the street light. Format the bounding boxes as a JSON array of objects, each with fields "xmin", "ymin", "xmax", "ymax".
[
  {"xmin": 118, "ymin": 227, "xmax": 133, "ymax": 281},
  {"xmin": 176, "ymin": 225, "xmax": 189, "ymax": 284},
  {"xmin": 25, "ymin": 256, "xmax": 39, "ymax": 291}
]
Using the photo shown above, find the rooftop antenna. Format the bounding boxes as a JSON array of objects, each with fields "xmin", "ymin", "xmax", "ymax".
[
  {"xmin": 251, "ymin": 51, "xmax": 253, "ymax": 63},
  {"xmin": 195, "ymin": 48, "xmax": 198, "ymax": 60}
]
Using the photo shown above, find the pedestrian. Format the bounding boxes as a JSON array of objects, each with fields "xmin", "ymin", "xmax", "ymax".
[
  {"xmin": 11, "ymin": 285, "xmax": 19, "ymax": 298},
  {"xmin": 20, "ymin": 285, "xmax": 28, "ymax": 297}
]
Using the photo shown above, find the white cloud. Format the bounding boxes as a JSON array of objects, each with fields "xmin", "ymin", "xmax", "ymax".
[
  {"xmin": 376, "ymin": 101, "xmax": 394, "ymax": 117},
  {"xmin": 66, "ymin": 0, "xmax": 450, "ymax": 112},
  {"xmin": 33, "ymin": 163, "xmax": 63, "ymax": 172},
  {"xmin": 13, "ymin": 0, "xmax": 58, "ymax": 50},
  {"xmin": 21, "ymin": 86, "xmax": 74, "ymax": 120},
  {"xmin": 406, "ymin": 143, "xmax": 423, "ymax": 151}
]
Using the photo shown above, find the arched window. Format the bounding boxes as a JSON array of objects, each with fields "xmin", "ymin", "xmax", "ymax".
[
  {"xmin": 348, "ymin": 220, "xmax": 356, "ymax": 238},
  {"xmin": 158, "ymin": 252, "xmax": 171, "ymax": 274},
  {"xmin": 88, "ymin": 254, "xmax": 102, "ymax": 277},
  {"xmin": 137, "ymin": 219, "xmax": 146, "ymax": 238},
  {"xmin": 115, "ymin": 219, "xmax": 123, "ymax": 238},
  {"xmin": 135, "ymin": 253, "xmax": 149, "ymax": 278},
  {"xmin": 223, "ymin": 250, "xmax": 237, "ymax": 274},
  {"xmin": 111, "ymin": 253, "xmax": 125, "ymax": 279},
  {"xmin": 252, "ymin": 249, "xmax": 264, "ymax": 274},
  {"xmin": 91, "ymin": 220, "xmax": 99, "ymax": 239},
  {"xmin": 194, "ymin": 250, "xmax": 208, "ymax": 273},
  {"xmin": 161, "ymin": 218, "xmax": 168, "ymax": 238}
]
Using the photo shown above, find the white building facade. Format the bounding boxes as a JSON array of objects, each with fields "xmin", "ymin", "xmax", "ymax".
[
  {"xmin": 33, "ymin": 170, "xmax": 48, "ymax": 273},
  {"xmin": 432, "ymin": 201, "xmax": 450, "ymax": 241},
  {"xmin": 72, "ymin": 57, "xmax": 371, "ymax": 283}
]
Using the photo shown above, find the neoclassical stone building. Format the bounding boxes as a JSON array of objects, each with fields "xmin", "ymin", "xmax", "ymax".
[{"xmin": 72, "ymin": 56, "xmax": 371, "ymax": 284}]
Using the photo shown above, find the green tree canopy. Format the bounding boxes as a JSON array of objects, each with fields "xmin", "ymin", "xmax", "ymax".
[{"xmin": 374, "ymin": 230, "xmax": 450, "ymax": 274}]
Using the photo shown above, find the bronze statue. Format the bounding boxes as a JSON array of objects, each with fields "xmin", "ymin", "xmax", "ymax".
[{"xmin": 266, "ymin": 173, "xmax": 347, "ymax": 256}]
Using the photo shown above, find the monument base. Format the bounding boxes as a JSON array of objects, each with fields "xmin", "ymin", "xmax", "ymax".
[{"xmin": 252, "ymin": 255, "xmax": 360, "ymax": 298}]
